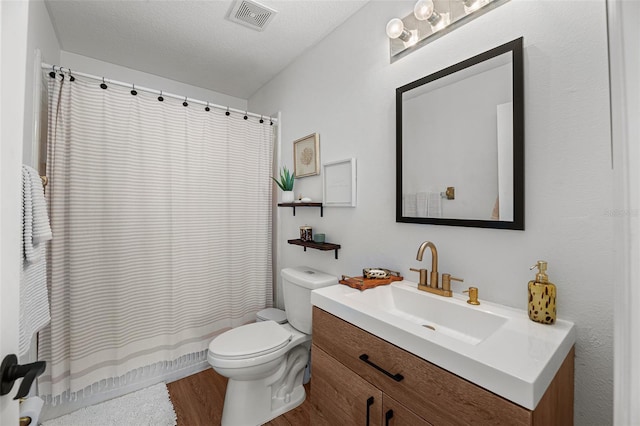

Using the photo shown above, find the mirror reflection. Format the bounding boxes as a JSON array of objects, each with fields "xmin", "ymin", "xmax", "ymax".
[{"xmin": 396, "ymin": 37, "xmax": 524, "ymax": 229}]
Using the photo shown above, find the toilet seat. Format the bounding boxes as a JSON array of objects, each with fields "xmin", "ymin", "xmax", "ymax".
[{"xmin": 209, "ymin": 321, "xmax": 292, "ymax": 360}]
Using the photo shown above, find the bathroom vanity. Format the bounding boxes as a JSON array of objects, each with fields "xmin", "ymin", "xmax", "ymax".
[{"xmin": 310, "ymin": 282, "xmax": 575, "ymax": 425}]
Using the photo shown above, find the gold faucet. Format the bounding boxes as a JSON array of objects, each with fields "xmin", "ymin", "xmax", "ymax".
[{"xmin": 410, "ymin": 241, "xmax": 463, "ymax": 297}]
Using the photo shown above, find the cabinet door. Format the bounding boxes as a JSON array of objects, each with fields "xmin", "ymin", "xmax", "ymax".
[
  {"xmin": 382, "ymin": 395, "xmax": 433, "ymax": 426},
  {"xmin": 311, "ymin": 344, "xmax": 383, "ymax": 426}
]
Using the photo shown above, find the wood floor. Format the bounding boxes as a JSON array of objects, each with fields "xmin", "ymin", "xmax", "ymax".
[{"xmin": 167, "ymin": 368, "xmax": 311, "ymax": 426}]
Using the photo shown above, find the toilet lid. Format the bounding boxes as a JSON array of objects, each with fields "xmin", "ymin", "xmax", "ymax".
[{"xmin": 209, "ymin": 321, "xmax": 292, "ymax": 360}]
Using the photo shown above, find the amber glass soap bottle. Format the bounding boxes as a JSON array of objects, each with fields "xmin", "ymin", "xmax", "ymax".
[{"xmin": 528, "ymin": 260, "xmax": 557, "ymax": 324}]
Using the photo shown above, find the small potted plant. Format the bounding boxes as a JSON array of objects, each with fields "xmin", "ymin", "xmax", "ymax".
[{"xmin": 272, "ymin": 166, "xmax": 295, "ymax": 203}]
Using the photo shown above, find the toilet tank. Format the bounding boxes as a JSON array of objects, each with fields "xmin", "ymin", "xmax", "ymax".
[{"xmin": 281, "ymin": 267, "xmax": 337, "ymax": 334}]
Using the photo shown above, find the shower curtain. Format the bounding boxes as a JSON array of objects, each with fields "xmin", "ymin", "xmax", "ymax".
[{"xmin": 38, "ymin": 72, "xmax": 274, "ymax": 403}]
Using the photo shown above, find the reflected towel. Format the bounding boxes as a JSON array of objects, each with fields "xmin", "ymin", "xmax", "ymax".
[
  {"xmin": 403, "ymin": 193, "xmax": 417, "ymax": 217},
  {"xmin": 427, "ymin": 192, "xmax": 442, "ymax": 218},
  {"xmin": 416, "ymin": 192, "xmax": 428, "ymax": 217},
  {"xmin": 20, "ymin": 165, "xmax": 52, "ymax": 356}
]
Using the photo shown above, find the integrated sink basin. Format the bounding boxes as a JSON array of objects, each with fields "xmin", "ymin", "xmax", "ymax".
[
  {"xmin": 311, "ymin": 280, "xmax": 576, "ymax": 411},
  {"xmin": 343, "ymin": 283, "xmax": 507, "ymax": 345}
]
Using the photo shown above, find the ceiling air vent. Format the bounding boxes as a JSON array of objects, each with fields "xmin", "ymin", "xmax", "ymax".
[{"xmin": 227, "ymin": 0, "xmax": 277, "ymax": 32}]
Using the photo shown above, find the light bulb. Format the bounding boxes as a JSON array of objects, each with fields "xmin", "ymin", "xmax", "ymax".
[
  {"xmin": 406, "ymin": 30, "xmax": 419, "ymax": 47},
  {"xmin": 413, "ymin": 0, "xmax": 435, "ymax": 21},
  {"xmin": 386, "ymin": 18, "xmax": 413, "ymax": 42},
  {"xmin": 431, "ymin": 12, "xmax": 450, "ymax": 31},
  {"xmin": 463, "ymin": 0, "xmax": 482, "ymax": 13},
  {"xmin": 386, "ymin": 18, "xmax": 405, "ymax": 39}
]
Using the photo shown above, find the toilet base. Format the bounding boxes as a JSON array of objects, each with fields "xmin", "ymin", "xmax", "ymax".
[
  {"xmin": 221, "ymin": 380, "xmax": 306, "ymax": 426},
  {"xmin": 220, "ymin": 345, "xmax": 309, "ymax": 426}
]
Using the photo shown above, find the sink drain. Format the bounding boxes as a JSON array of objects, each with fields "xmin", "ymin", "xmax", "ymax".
[{"xmin": 422, "ymin": 324, "xmax": 436, "ymax": 331}]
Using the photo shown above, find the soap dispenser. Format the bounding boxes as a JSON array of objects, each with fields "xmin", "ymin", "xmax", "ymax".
[{"xmin": 528, "ymin": 261, "xmax": 556, "ymax": 324}]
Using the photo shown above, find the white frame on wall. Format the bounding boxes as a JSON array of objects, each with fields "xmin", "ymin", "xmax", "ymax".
[{"xmin": 322, "ymin": 158, "xmax": 356, "ymax": 207}]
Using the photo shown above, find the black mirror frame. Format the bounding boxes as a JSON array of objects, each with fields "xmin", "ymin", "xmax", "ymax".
[{"xmin": 396, "ymin": 37, "xmax": 524, "ymax": 230}]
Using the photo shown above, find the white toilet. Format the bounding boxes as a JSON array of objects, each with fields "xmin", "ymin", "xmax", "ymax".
[{"xmin": 207, "ymin": 266, "xmax": 337, "ymax": 426}]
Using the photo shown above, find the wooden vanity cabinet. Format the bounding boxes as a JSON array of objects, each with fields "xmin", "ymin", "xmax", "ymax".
[{"xmin": 310, "ymin": 307, "xmax": 574, "ymax": 426}]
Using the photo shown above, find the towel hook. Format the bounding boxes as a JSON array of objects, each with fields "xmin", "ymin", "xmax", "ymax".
[{"xmin": 0, "ymin": 354, "xmax": 46, "ymax": 400}]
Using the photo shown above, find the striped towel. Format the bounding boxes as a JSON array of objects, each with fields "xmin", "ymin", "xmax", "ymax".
[
  {"xmin": 416, "ymin": 192, "xmax": 428, "ymax": 217},
  {"xmin": 20, "ymin": 165, "xmax": 52, "ymax": 356},
  {"xmin": 427, "ymin": 192, "xmax": 442, "ymax": 218},
  {"xmin": 403, "ymin": 193, "xmax": 417, "ymax": 217}
]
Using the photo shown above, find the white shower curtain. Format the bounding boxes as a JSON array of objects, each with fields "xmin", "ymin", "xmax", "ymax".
[{"xmin": 38, "ymin": 73, "xmax": 274, "ymax": 403}]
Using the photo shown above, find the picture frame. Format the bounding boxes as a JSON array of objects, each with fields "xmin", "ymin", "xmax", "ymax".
[
  {"xmin": 323, "ymin": 158, "xmax": 357, "ymax": 207},
  {"xmin": 293, "ymin": 133, "xmax": 320, "ymax": 178}
]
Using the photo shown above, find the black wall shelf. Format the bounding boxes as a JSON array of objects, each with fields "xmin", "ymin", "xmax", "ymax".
[
  {"xmin": 278, "ymin": 202, "xmax": 323, "ymax": 217},
  {"xmin": 287, "ymin": 239, "xmax": 341, "ymax": 259}
]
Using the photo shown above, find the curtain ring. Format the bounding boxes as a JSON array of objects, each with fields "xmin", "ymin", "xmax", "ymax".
[
  {"xmin": 49, "ymin": 65, "xmax": 56, "ymax": 79},
  {"xmin": 225, "ymin": 107, "xmax": 230, "ymax": 116},
  {"xmin": 130, "ymin": 84, "xmax": 137, "ymax": 96},
  {"xmin": 259, "ymin": 115, "xmax": 264, "ymax": 124},
  {"xmin": 69, "ymin": 69, "xmax": 75, "ymax": 82},
  {"xmin": 205, "ymin": 102, "xmax": 210, "ymax": 112},
  {"xmin": 158, "ymin": 91, "xmax": 164, "ymax": 102},
  {"xmin": 100, "ymin": 77, "xmax": 108, "ymax": 90},
  {"xmin": 270, "ymin": 116, "xmax": 274, "ymax": 126},
  {"xmin": 244, "ymin": 111, "xmax": 248, "ymax": 120},
  {"xmin": 183, "ymin": 97, "xmax": 188, "ymax": 107}
]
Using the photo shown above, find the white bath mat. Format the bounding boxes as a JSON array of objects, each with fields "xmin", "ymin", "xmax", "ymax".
[{"xmin": 42, "ymin": 383, "xmax": 177, "ymax": 426}]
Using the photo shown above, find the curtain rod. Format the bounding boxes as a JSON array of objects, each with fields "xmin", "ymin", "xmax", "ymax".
[{"xmin": 41, "ymin": 62, "xmax": 278, "ymax": 124}]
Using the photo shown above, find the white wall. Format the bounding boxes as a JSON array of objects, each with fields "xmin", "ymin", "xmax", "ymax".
[
  {"xmin": 1, "ymin": 1, "xmax": 30, "ymax": 423},
  {"xmin": 22, "ymin": 0, "xmax": 60, "ymax": 168},
  {"xmin": 250, "ymin": 1, "xmax": 612, "ymax": 424},
  {"xmin": 59, "ymin": 51, "xmax": 248, "ymax": 112}
]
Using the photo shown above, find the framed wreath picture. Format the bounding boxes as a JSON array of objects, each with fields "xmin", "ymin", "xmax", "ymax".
[{"xmin": 293, "ymin": 133, "xmax": 320, "ymax": 178}]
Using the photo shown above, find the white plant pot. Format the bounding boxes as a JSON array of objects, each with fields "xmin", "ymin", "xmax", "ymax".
[{"xmin": 282, "ymin": 191, "xmax": 294, "ymax": 203}]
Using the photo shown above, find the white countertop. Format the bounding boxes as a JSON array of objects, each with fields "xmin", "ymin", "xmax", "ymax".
[{"xmin": 311, "ymin": 280, "xmax": 576, "ymax": 410}]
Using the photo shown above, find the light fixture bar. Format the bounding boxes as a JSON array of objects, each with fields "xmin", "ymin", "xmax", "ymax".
[{"xmin": 389, "ymin": 0, "xmax": 510, "ymax": 63}]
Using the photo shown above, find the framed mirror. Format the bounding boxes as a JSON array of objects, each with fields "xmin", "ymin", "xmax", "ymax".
[{"xmin": 396, "ymin": 37, "xmax": 524, "ymax": 229}]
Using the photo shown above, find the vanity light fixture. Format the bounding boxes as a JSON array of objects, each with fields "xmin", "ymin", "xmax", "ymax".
[
  {"xmin": 386, "ymin": 18, "xmax": 410, "ymax": 42},
  {"xmin": 386, "ymin": 18, "xmax": 419, "ymax": 46},
  {"xmin": 387, "ymin": 0, "xmax": 510, "ymax": 62},
  {"xmin": 462, "ymin": 0, "xmax": 487, "ymax": 13},
  {"xmin": 413, "ymin": 0, "xmax": 449, "ymax": 31}
]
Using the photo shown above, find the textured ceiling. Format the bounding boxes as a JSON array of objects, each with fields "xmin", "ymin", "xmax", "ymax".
[{"xmin": 45, "ymin": 0, "xmax": 369, "ymax": 99}]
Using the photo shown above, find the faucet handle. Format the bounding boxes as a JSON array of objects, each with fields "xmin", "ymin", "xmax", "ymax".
[
  {"xmin": 410, "ymin": 268, "xmax": 428, "ymax": 286},
  {"xmin": 441, "ymin": 273, "xmax": 463, "ymax": 291},
  {"xmin": 463, "ymin": 287, "xmax": 480, "ymax": 305}
]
